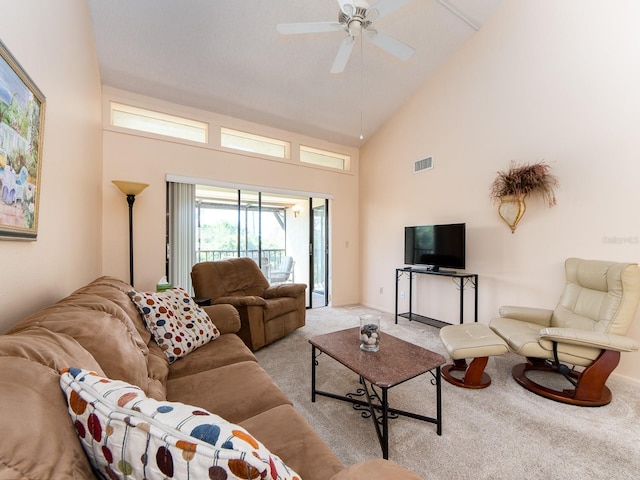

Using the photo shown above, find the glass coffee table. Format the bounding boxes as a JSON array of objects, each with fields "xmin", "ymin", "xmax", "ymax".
[{"xmin": 309, "ymin": 327, "xmax": 446, "ymax": 459}]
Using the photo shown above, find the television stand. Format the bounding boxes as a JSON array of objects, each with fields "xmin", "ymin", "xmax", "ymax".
[
  {"xmin": 411, "ymin": 266, "xmax": 457, "ymax": 274},
  {"xmin": 431, "ymin": 267, "xmax": 456, "ymax": 274},
  {"xmin": 395, "ymin": 267, "xmax": 478, "ymax": 328}
]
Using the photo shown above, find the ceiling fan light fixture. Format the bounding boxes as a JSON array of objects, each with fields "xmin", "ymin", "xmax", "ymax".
[{"xmin": 348, "ymin": 20, "xmax": 363, "ymax": 36}]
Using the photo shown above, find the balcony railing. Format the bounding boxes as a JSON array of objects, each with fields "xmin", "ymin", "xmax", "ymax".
[{"xmin": 196, "ymin": 249, "xmax": 285, "ymax": 268}]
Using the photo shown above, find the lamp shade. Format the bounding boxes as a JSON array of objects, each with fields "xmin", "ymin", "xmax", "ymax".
[{"xmin": 112, "ymin": 180, "xmax": 149, "ymax": 196}]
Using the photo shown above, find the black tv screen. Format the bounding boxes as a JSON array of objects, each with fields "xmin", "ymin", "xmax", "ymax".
[{"xmin": 404, "ymin": 223, "xmax": 466, "ymax": 271}]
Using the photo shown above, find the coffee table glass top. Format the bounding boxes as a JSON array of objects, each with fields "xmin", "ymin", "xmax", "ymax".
[{"xmin": 309, "ymin": 327, "xmax": 446, "ymax": 388}]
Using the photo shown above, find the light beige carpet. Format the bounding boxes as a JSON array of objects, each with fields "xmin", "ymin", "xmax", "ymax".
[{"xmin": 255, "ymin": 305, "xmax": 640, "ymax": 480}]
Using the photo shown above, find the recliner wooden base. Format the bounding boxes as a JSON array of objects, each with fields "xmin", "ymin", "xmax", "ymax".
[
  {"xmin": 512, "ymin": 350, "xmax": 620, "ymax": 407},
  {"xmin": 442, "ymin": 357, "xmax": 492, "ymax": 389}
]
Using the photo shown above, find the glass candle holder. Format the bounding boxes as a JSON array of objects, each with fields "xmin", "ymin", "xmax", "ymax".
[{"xmin": 359, "ymin": 314, "xmax": 381, "ymax": 352}]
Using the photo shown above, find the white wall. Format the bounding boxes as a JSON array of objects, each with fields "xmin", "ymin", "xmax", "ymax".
[
  {"xmin": 360, "ymin": 0, "xmax": 640, "ymax": 382},
  {"xmin": 0, "ymin": 0, "xmax": 103, "ymax": 330},
  {"xmin": 101, "ymin": 88, "xmax": 360, "ymax": 306}
]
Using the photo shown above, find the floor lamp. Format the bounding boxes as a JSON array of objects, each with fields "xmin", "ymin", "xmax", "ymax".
[{"xmin": 112, "ymin": 180, "xmax": 149, "ymax": 287}]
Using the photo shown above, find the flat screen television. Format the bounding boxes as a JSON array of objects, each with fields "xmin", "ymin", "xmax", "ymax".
[{"xmin": 404, "ymin": 223, "xmax": 465, "ymax": 272}]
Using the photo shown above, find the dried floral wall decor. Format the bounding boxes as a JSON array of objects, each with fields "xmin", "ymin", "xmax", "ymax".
[{"xmin": 490, "ymin": 161, "xmax": 558, "ymax": 233}]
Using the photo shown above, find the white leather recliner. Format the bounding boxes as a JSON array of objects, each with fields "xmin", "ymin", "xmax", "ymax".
[
  {"xmin": 490, "ymin": 258, "xmax": 640, "ymax": 406},
  {"xmin": 269, "ymin": 255, "xmax": 295, "ymax": 285}
]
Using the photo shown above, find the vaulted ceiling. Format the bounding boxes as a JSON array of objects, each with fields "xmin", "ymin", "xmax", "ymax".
[{"xmin": 87, "ymin": 0, "xmax": 505, "ymax": 147}]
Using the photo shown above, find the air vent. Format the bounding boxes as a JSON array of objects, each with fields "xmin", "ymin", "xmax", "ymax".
[{"xmin": 414, "ymin": 157, "xmax": 433, "ymax": 173}]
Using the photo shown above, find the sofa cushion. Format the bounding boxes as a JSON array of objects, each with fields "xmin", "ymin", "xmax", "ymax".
[
  {"xmin": 168, "ymin": 333, "xmax": 257, "ymax": 380},
  {"xmin": 146, "ymin": 341, "xmax": 169, "ymax": 400},
  {"xmin": 0, "ymin": 326, "xmax": 104, "ymax": 375},
  {"xmin": 7, "ymin": 285, "xmax": 150, "ymax": 390},
  {"xmin": 239, "ymin": 404, "xmax": 345, "ymax": 480},
  {"xmin": 60, "ymin": 368, "xmax": 299, "ymax": 480},
  {"xmin": 129, "ymin": 287, "xmax": 220, "ymax": 363},
  {"xmin": 202, "ymin": 303, "xmax": 242, "ymax": 334},
  {"xmin": 0, "ymin": 357, "xmax": 96, "ymax": 480},
  {"xmin": 166, "ymin": 361, "xmax": 292, "ymax": 424},
  {"xmin": 77, "ymin": 276, "xmax": 153, "ymax": 345},
  {"xmin": 330, "ymin": 459, "xmax": 424, "ymax": 480}
]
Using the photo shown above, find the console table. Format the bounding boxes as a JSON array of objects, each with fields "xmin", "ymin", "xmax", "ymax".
[{"xmin": 395, "ymin": 267, "xmax": 478, "ymax": 328}]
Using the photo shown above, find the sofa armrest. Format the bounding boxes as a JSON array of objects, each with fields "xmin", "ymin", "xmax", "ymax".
[
  {"xmin": 539, "ymin": 327, "xmax": 640, "ymax": 352},
  {"xmin": 499, "ymin": 305, "xmax": 554, "ymax": 326},
  {"xmin": 202, "ymin": 304, "xmax": 241, "ymax": 334},
  {"xmin": 330, "ymin": 459, "xmax": 423, "ymax": 480},
  {"xmin": 264, "ymin": 283, "xmax": 307, "ymax": 299},
  {"xmin": 213, "ymin": 295, "xmax": 267, "ymax": 307}
]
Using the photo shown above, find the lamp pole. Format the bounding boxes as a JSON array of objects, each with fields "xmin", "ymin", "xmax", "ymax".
[
  {"xmin": 112, "ymin": 180, "xmax": 149, "ymax": 287},
  {"xmin": 126, "ymin": 193, "xmax": 136, "ymax": 286}
]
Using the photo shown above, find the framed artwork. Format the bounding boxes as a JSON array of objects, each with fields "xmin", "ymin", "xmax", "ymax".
[{"xmin": 0, "ymin": 39, "xmax": 45, "ymax": 240}]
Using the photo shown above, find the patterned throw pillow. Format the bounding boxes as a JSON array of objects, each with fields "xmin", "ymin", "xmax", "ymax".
[
  {"xmin": 60, "ymin": 367, "xmax": 300, "ymax": 480},
  {"xmin": 129, "ymin": 287, "xmax": 220, "ymax": 363}
]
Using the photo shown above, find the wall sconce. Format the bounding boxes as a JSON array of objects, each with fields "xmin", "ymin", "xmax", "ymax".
[
  {"xmin": 292, "ymin": 204, "xmax": 302, "ymax": 218},
  {"xmin": 112, "ymin": 180, "xmax": 149, "ymax": 286}
]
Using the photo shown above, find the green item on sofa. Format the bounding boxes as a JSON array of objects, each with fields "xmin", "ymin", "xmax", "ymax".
[{"xmin": 156, "ymin": 275, "xmax": 172, "ymax": 291}]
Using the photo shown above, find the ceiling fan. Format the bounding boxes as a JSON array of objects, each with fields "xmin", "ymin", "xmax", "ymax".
[{"xmin": 276, "ymin": 0, "xmax": 415, "ymax": 74}]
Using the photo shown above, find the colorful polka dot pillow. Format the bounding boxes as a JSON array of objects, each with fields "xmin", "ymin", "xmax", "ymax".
[
  {"xmin": 129, "ymin": 287, "xmax": 220, "ymax": 363},
  {"xmin": 60, "ymin": 367, "xmax": 300, "ymax": 480}
]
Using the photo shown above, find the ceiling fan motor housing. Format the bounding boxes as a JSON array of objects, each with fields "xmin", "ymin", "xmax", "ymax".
[{"xmin": 340, "ymin": 7, "xmax": 373, "ymax": 36}]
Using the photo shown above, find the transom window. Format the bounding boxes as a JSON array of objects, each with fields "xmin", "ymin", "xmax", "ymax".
[
  {"xmin": 110, "ymin": 102, "xmax": 208, "ymax": 143},
  {"xmin": 221, "ymin": 127, "xmax": 290, "ymax": 159},
  {"xmin": 300, "ymin": 145, "xmax": 349, "ymax": 170}
]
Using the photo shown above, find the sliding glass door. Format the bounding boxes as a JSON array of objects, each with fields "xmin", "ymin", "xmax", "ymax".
[
  {"xmin": 195, "ymin": 186, "xmax": 239, "ymax": 262},
  {"xmin": 169, "ymin": 183, "xmax": 328, "ymax": 308},
  {"xmin": 311, "ymin": 199, "xmax": 329, "ymax": 308}
]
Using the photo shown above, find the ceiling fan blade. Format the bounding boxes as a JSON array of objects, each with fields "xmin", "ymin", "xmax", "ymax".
[
  {"xmin": 365, "ymin": 29, "xmax": 415, "ymax": 60},
  {"xmin": 336, "ymin": 0, "xmax": 355, "ymax": 15},
  {"xmin": 277, "ymin": 22, "xmax": 343, "ymax": 35},
  {"xmin": 330, "ymin": 36, "xmax": 356, "ymax": 74},
  {"xmin": 368, "ymin": 0, "xmax": 413, "ymax": 20}
]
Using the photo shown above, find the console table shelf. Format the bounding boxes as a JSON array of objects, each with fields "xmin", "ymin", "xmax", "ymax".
[
  {"xmin": 398, "ymin": 312, "xmax": 451, "ymax": 329},
  {"xmin": 395, "ymin": 267, "xmax": 478, "ymax": 327}
]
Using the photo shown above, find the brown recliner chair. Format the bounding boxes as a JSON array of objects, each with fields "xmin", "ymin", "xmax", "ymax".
[
  {"xmin": 490, "ymin": 258, "xmax": 640, "ymax": 406},
  {"xmin": 191, "ymin": 257, "xmax": 307, "ymax": 351}
]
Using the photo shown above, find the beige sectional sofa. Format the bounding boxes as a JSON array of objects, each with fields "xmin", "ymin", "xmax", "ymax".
[{"xmin": 0, "ymin": 276, "xmax": 421, "ymax": 479}]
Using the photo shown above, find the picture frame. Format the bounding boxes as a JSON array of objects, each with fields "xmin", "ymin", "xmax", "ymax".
[{"xmin": 0, "ymin": 38, "xmax": 45, "ymax": 240}]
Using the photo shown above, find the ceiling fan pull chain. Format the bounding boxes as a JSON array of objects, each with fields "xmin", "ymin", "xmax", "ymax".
[{"xmin": 360, "ymin": 37, "xmax": 364, "ymax": 140}]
